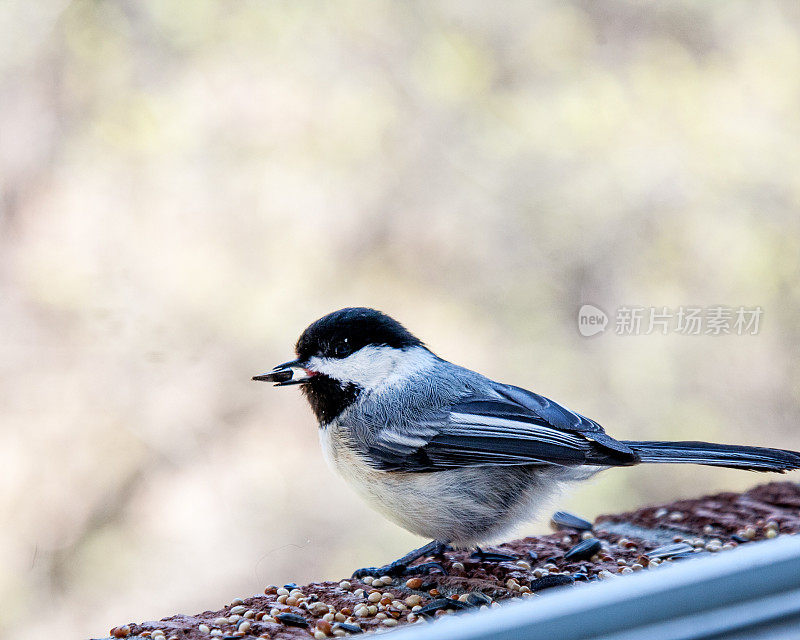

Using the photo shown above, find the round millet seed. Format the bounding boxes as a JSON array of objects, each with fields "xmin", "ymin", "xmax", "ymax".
[
  {"xmin": 276, "ymin": 587, "xmax": 290, "ymax": 596},
  {"xmin": 368, "ymin": 591, "xmax": 382, "ymax": 603},
  {"xmin": 362, "ymin": 577, "xmax": 374, "ymax": 585},
  {"xmin": 316, "ymin": 620, "xmax": 332, "ymax": 634},
  {"xmin": 209, "ymin": 631, "xmax": 222, "ymax": 637},
  {"xmin": 405, "ymin": 578, "xmax": 423, "ymax": 589},
  {"xmin": 198, "ymin": 624, "xmax": 210, "ymax": 634},
  {"xmin": 515, "ymin": 560, "xmax": 531, "ymax": 570},
  {"xmin": 332, "ymin": 630, "xmax": 346, "ymax": 637},
  {"xmin": 321, "ymin": 612, "xmax": 334, "ymax": 623},
  {"xmin": 111, "ymin": 627, "xmax": 132, "ymax": 639},
  {"xmin": 405, "ymin": 594, "xmax": 422, "ymax": 607},
  {"xmin": 383, "ymin": 619, "xmax": 398, "ymax": 627},
  {"xmin": 766, "ymin": 529, "xmax": 778, "ymax": 539},
  {"xmin": 243, "ymin": 610, "xmax": 255, "ymax": 619},
  {"xmin": 238, "ymin": 621, "xmax": 251, "ymax": 634},
  {"xmin": 230, "ymin": 605, "xmax": 246, "ymax": 615},
  {"xmin": 334, "ymin": 612, "xmax": 346, "ymax": 622},
  {"xmin": 379, "ymin": 576, "xmax": 393, "ymax": 585},
  {"xmin": 353, "ymin": 588, "xmax": 365, "ymax": 598},
  {"xmin": 339, "ymin": 580, "xmax": 352, "ymax": 590},
  {"xmin": 314, "ymin": 632, "xmax": 327, "ymax": 640}
]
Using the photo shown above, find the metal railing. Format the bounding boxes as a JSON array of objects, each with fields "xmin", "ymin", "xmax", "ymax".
[{"xmin": 390, "ymin": 534, "xmax": 800, "ymax": 640}]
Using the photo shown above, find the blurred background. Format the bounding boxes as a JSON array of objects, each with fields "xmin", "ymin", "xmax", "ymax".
[{"xmin": 2, "ymin": 1, "xmax": 800, "ymax": 638}]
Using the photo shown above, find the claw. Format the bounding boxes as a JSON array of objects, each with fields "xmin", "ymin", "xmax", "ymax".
[{"xmin": 403, "ymin": 561, "xmax": 448, "ymax": 576}]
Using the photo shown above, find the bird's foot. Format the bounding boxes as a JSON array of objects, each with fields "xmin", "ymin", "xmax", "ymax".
[
  {"xmin": 351, "ymin": 561, "xmax": 447, "ymax": 579},
  {"xmin": 351, "ymin": 540, "xmax": 450, "ymax": 579}
]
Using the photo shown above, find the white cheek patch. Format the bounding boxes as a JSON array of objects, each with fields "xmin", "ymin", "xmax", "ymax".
[{"xmin": 307, "ymin": 345, "xmax": 434, "ymax": 392}]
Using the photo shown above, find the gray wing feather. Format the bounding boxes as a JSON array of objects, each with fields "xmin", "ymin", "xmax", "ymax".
[{"xmin": 361, "ymin": 374, "xmax": 638, "ymax": 472}]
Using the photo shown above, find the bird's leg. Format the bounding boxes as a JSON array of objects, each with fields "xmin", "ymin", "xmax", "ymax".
[{"xmin": 352, "ymin": 539, "xmax": 450, "ymax": 579}]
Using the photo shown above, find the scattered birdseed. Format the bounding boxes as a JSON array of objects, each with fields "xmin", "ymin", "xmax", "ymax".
[
  {"xmin": 646, "ymin": 542, "xmax": 694, "ymax": 560},
  {"xmin": 564, "ymin": 538, "xmax": 602, "ymax": 561},
  {"xmin": 405, "ymin": 578, "xmax": 423, "ymax": 589},
  {"xmin": 333, "ymin": 622, "xmax": 363, "ymax": 633},
  {"xmin": 668, "ymin": 511, "xmax": 684, "ymax": 521},
  {"xmin": 465, "ymin": 591, "xmax": 492, "ymax": 607},
  {"xmin": 766, "ymin": 529, "xmax": 778, "ymax": 539},
  {"xmin": 551, "ymin": 511, "xmax": 593, "ymax": 532},
  {"xmin": 198, "ymin": 624, "xmax": 210, "ymax": 634},
  {"xmin": 451, "ymin": 561, "xmax": 465, "ymax": 572},
  {"xmin": 405, "ymin": 594, "xmax": 422, "ymax": 606},
  {"xmin": 237, "ymin": 621, "xmax": 251, "ymax": 634},
  {"xmin": 339, "ymin": 580, "xmax": 352, "ymax": 590},
  {"xmin": 308, "ymin": 602, "xmax": 329, "ymax": 615},
  {"xmin": 276, "ymin": 612, "xmax": 309, "ymax": 627},
  {"xmin": 110, "ymin": 627, "xmax": 132, "ymax": 639},
  {"xmin": 471, "ymin": 547, "xmax": 518, "ymax": 562},
  {"xmin": 417, "ymin": 598, "xmax": 471, "ymax": 618},
  {"xmin": 529, "ymin": 575, "xmax": 575, "ymax": 591},
  {"xmin": 654, "ymin": 508, "xmax": 668, "ymax": 518}
]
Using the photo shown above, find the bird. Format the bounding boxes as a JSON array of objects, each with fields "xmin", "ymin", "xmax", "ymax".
[{"xmin": 253, "ymin": 307, "xmax": 800, "ymax": 578}]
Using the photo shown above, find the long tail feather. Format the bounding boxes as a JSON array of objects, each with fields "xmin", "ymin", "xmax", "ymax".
[{"xmin": 623, "ymin": 440, "xmax": 800, "ymax": 472}]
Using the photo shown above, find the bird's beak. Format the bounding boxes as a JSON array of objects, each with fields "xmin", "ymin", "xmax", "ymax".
[{"xmin": 252, "ymin": 359, "xmax": 313, "ymax": 386}]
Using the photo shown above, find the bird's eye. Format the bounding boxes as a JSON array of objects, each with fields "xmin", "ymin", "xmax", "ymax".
[{"xmin": 333, "ymin": 342, "xmax": 350, "ymax": 358}]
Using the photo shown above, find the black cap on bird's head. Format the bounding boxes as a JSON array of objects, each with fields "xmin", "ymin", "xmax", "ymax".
[
  {"xmin": 295, "ymin": 307, "xmax": 423, "ymax": 362},
  {"xmin": 253, "ymin": 308, "xmax": 426, "ymax": 423}
]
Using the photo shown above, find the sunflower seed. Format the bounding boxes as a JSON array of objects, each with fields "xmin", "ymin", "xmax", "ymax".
[
  {"xmin": 645, "ymin": 543, "xmax": 694, "ymax": 559},
  {"xmin": 465, "ymin": 592, "xmax": 492, "ymax": 606},
  {"xmin": 417, "ymin": 598, "xmax": 471, "ymax": 618},
  {"xmin": 564, "ymin": 538, "xmax": 602, "ymax": 561},
  {"xmin": 529, "ymin": 575, "xmax": 575, "ymax": 591},
  {"xmin": 276, "ymin": 613, "xmax": 308, "ymax": 627},
  {"xmin": 551, "ymin": 511, "xmax": 593, "ymax": 532}
]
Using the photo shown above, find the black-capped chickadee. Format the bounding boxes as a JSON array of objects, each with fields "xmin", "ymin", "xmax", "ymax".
[{"xmin": 254, "ymin": 307, "xmax": 800, "ymax": 577}]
